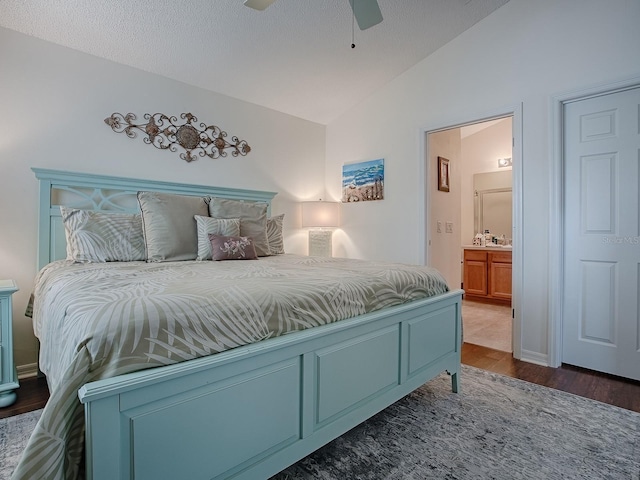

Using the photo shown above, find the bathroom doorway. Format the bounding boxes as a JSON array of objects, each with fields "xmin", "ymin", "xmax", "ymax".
[{"xmin": 426, "ymin": 116, "xmax": 515, "ymax": 353}]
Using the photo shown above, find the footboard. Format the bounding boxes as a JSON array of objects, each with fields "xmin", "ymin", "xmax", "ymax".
[{"xmin": 79, "ymin": 289, "xmax": 463, "ymax": 480}]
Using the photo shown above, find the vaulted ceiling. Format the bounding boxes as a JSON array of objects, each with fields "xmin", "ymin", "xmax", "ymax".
[{"xmin": 0, "ymin": 0, "xmax": 510, "ymax": 124}]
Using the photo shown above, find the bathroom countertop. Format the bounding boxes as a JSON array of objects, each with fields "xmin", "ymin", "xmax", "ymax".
[{"xmin": 462, "ymin": 245, "xmax": 512, "ymax": 251}]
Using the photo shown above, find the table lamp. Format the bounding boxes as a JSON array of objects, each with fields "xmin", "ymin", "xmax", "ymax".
[{"xmin": 301, "ymin": 201, "xmax": 340, "ymax": 257}]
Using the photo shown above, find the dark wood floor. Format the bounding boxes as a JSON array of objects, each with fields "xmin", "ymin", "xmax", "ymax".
[
  {"xmin": 462, "ymin": 342, "xmax": 640, "ymax": 413},
  {"xmin": 2, "ymin": 342, "xmax": 639, "ymax": 420},
  {"xmin": 0, "ymin": 374, "xmax": 49, "ymax": 419}
]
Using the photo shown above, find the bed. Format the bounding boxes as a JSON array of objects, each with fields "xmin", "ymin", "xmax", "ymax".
[{"xmin": 15, "ymin": 168, "xmax": 463, "ymax": 480}]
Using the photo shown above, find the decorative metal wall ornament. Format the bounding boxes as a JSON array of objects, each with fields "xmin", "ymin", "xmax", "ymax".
[{"xmin": 104, "ymin": 112, "xmax": 251, "ymax": 162}]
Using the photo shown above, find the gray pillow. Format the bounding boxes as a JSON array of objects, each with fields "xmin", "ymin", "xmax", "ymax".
[
  {"xmin": 208, "ymin": 234, "xmax": 258, "ymax": 261},
  {"xmin": 60, "ymin": 207, "xmax": 146, "ymax": 262},
  {"xmin": 208, "ymin": 198, "xmax": 270, "ymax": 256},
  {"xmin": 138, "ymin": 191, "xmax": 209, "ymax": 262},
  {"xmin": 194, "ymin": 215, "xmax": 241, "ymax": 260},
  {"xmin": 266, "ymin": 214, "xmax": 285, "ymax": 255}
]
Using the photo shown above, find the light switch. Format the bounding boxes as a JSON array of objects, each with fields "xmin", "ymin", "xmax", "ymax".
[
  {"xmin": 446, "ymin": 222, "xmax": 453, "ymax": 233},
  {"xmin": 437, "ymin": 221, "xmax": 442, "ymax": 233}
]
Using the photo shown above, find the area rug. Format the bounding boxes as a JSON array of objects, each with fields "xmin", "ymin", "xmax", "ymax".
[
  {"xmin": 272, "ymin": 365, "xmax": 639, "ymax": 479},
  {"xmin": 0, "ymin": 408, "xmax": 42, "ymax": 480},
  {"xmin": 2, "ymin": 366, "xmax": 638, "ymax": 479}
]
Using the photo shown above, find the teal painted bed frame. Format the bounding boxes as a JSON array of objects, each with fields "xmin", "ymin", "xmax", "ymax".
[{"xmin": 33, "ymin": 168, "xmax": 463, "ymax": 480}]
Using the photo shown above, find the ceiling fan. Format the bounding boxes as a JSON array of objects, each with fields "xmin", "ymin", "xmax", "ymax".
[{"xmin": 243, "ymin": 0, "xmax": 383, "ymax": 30}]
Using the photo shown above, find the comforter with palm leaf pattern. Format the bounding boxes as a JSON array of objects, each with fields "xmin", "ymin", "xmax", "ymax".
[{"xmin": 13, "ymin": 254, "xmax": 449, "ymax": 480}]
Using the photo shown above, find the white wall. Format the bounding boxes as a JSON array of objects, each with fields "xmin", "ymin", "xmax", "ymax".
[
  {"xmin": 428, "ymin": 128, "xmax": 461, "ymax": 289},
  {"xmin": 0, "ymin": 27, "xmax": 326, "ymax": 371},
  {"xmin": 326, "ymin": 0, "xmax": 640, "ymax": 363}
]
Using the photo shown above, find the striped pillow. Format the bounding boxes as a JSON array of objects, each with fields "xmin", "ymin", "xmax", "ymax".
[
  {"xmin": 266, "ymin": 214, "xmax": 285, "ymax": 255},
  {"xmin": 194, "ymin": 216, "xmax": 241, "ymax": 260},
  {"xmin": 60, "ymin": 207, "xmax": 146, "ymax": 262}
]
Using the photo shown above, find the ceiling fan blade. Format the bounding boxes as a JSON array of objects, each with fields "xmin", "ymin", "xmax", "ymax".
[
  {"xmin": 243, "ymin": 0, "xmax": 276, "ymax": 11},
  {"xmin": 348, "ymin": 0, "xmax": 383, "ymax": 30}
]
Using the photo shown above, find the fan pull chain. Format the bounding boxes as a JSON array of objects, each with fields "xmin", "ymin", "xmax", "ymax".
[{"xmin": 351, "ymin": 0, "xmax": 356, "ymax": 48}]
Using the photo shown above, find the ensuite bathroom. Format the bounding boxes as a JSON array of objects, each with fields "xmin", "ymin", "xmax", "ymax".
[{"xmin": 428, "ymin": 116, "xmax": 513, "ymax": 353}]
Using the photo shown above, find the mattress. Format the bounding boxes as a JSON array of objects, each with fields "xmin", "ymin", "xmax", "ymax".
[{"xmin": 16, "ymin": 254, "xmax": 449, "ymax": 479}]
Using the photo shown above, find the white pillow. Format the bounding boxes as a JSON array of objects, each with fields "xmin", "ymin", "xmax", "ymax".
[
  {"xmin": 195, "ymin": 215, "xmax": 241, "ymax": 260},
  {"xmin": 60, "ymin": 207, "xmax": 146, "ymax": 263}
]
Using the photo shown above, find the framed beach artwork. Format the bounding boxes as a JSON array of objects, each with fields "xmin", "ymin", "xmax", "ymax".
[
  {"xmin": 438, "ymin": 156, "xmax": 450, "ymax": 192},
  {"xmin": 342, "ymin": 158, "xmax": 384, "ymax": 202}
]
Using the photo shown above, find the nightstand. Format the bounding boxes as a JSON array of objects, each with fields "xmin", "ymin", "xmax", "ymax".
[{"xmin": 0, "ymin": 280, "xmax": 19, "ymax": 407}]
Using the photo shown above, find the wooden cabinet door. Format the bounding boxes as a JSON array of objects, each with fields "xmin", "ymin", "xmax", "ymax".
[
  {"xmin": 463, "ymin": 251, "xmax": 487, "ymax": 296},
  {"xmin": 489, "ymin": 262, "xmax": 512, "ymax": 299},
  {"xmin": 489, "ymin": 252, "xmax": 512, "ymax": 300}
]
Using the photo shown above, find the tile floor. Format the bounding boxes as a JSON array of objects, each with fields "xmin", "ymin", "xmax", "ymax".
[{"xmin": 462, "ymin": 299, "xmax": 512, "ymax": 352}]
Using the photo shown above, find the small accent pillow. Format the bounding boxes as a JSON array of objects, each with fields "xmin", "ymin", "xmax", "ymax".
[
  {"xmin": 60, "ymin": 207, "xmax": 146, "ymax": 262},
  {"xmin": 195, "ymin": 215, "xmax": 241, "ymax": 260},
  {"xmin": 208, "ymin": 234, "xmax": 258, "ymax": 261},
  {"xmin": 138, "ymin": 191, "xmax": 209, "ymax": 262},
  {"xmin": 208, "ymin": 198, "xmax": 270, "ymax": 256},
  {"xmin": 266, "ymin": 214, "xmax": 285, "ymax": 255}
]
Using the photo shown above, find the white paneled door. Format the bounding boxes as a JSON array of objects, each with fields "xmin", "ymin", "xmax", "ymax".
[{"xmin": 562, "ymin": 86, "xmax": 640, "ymax": 381}]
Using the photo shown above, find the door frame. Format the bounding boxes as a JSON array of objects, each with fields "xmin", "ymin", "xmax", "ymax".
[
  {"xmin": 548, "ymin": 75, "xmax": 640, "ymax": 368},
  {"xmin": 420, "ymin": 103, "xmax": 523, "ymax": 359}
]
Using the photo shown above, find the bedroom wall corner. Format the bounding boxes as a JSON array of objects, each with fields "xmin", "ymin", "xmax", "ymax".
[
  {"xmin": 0, "ymin": 26, "xmax": 326, "ymax": 371},
  {"xmin": 325, "ymin": 0, "xmax": 640, "ymax": 363}
]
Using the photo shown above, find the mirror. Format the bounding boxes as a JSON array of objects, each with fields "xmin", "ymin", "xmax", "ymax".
[{"xmin": 473, "ymin": 171, "xmax": 512, "ymax": 240}]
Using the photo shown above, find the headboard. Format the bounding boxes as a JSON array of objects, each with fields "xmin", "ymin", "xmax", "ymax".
[{"xmin": 33, "ymin": 168, "xmax": 277, "ymax": 269}]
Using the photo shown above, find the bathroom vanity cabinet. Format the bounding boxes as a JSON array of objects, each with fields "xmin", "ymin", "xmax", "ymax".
[{"xmin": 462, "ymin": 247, "xmax": 512, "ymax": 304}]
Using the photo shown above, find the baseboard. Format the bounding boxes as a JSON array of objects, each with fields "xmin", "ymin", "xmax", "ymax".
[
  {"xmin": 520, "ymin": 349, "xmax": 549, "ymax": 367},
  {"xmin": 17, "ymin": 363, "xmax": 39, "ymax": 379}
]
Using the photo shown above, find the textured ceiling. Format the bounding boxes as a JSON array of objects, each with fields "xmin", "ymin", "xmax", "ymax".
[{"xmin": 0, "ymin": 0, "xmax": 510, "ymax": 124}]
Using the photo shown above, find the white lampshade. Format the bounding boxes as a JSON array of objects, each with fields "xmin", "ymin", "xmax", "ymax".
[
  {"xmin": 301, "ymin": 201, "xmax": 340, "ymax": 228},
  {"xmin": 301, "ymin": 201, "xmax": 340, "ymax": 257}
]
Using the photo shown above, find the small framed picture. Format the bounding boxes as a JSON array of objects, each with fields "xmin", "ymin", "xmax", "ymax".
[
  {"xmin": 342, "ymin": 158, "xmax": 384, "ymax": 202},
  {"xmin": 438, "ymin": 156, "xmax": 450, "ymax": 192}
]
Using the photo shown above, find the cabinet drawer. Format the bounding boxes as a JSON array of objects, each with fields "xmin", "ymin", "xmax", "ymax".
[
  {"xmin": 464, "ymin": 250, "xmax": 487, "ymax": 261},
  {"xmin": 489, "ymin": 251, "xmax": 512, "ymax": 264}
]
